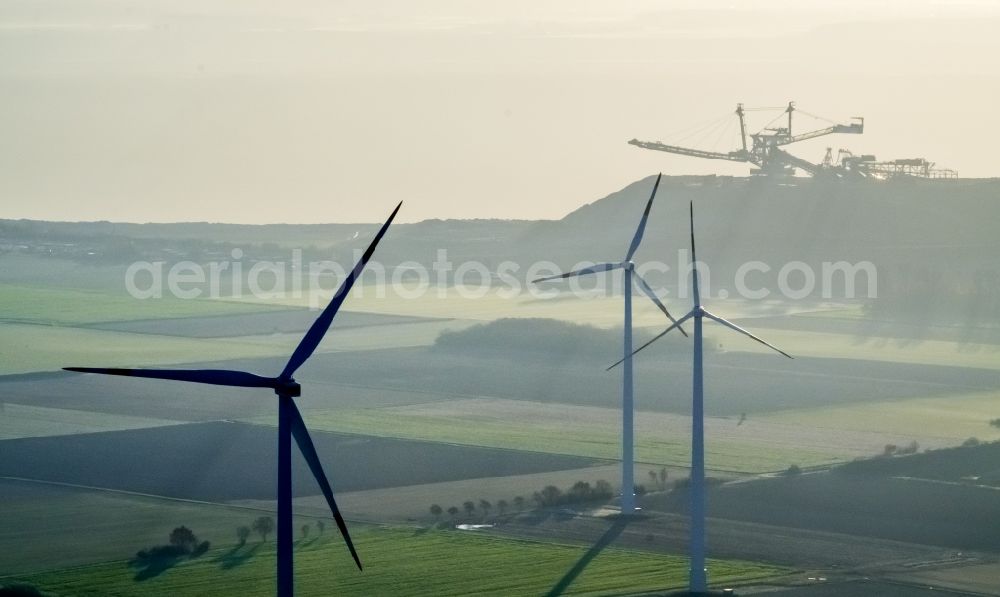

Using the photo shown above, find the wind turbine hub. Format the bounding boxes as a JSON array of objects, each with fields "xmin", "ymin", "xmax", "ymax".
[
  {"xmin": 275, "ymin": 380, "xmax": 302, "ymax": 397},
  {"xmin": 624, "ymin": 260, "xmax": 635, "ymax": 271}
]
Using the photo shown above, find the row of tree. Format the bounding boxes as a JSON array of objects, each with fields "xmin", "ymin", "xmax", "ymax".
[
  {"xmin": 428, "ymin": 479, "xmax": 629, "ymax": 523},
  {"xmin": 235, "ymin": 516, "xmax": 330, "ymax": 546},
  {"xmin": 135, "ymin": 526, "xmax": 210, "ymax": 561}
]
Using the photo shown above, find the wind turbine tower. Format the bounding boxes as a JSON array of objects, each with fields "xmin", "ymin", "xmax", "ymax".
[
  {"xmin": 611, "ymin": 201, "xmax": 791, "ymax": 592},
  {"xmin": 534, "ymin": 174, "xmax": 686, "ymax": 514}
]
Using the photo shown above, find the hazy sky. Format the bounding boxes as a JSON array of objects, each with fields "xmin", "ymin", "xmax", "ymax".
[{"xmin": 2, "ymin": 1, "xmax": 999, "ymax": 223}]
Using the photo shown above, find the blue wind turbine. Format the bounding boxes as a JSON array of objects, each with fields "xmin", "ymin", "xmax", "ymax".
[
  {"xmin": 533, "ymin": 174, "xmax": 687, "ymax": 514},
  {"xmin": 610, "ymin": 201, "xmax": 791, "ymax": 592},
  {"xmin": 65, "ymin": 202, "xmax": 402, "ymax": 597}
]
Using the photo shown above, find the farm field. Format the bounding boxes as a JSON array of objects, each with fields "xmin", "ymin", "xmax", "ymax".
[
  {"xmin": 497, "ymin": 508, "xmax": 966, "ymax": 574},
  {"xmin": 0, "ymin": 371, "xmax": 457, "ymax": 422},
  {"xmin": 234, "ymin": 285, "xmax": 837, "ymax": 329},
  {"xmin": 887, "ymin": 562, "xmax": 1000, "ymax": 596},
  {"xmin": 0, "ymin": 323, "xmax": 291, "ymax": 376},
  {"xmin": 0, "ymin": 403, "xmax": 181, "ymax": 440},
  {"xmin": 0, "ymin": 422, "xmax": 602, "ymax": 501},
  {"xmin": 89, "ymin": 310, "xmax": 440, "ymax": 338},
  {"xmin": 238, "ymin": 285, "xmax": 1000, "ymax": 370},
  {"xmin": 265, "ymin": 398, "xmax": 964, "ymax": 473},
  {"xmin": 287, "ymin": 463, "xmax": 630, "ymax": 523},
  {"xmin": 0, "ymin": 317, "xmax": 473, "ymax": 376},
  {"xmin": 836, "ymin": 439, "xmax": 1000, "ymax": 484},
  {"xmin": 7, "ymin": 526, "xmax": 788, "ymax": 597},
  {"xmin": 738, "ymin": 312, "xmax": 1000, "ymax": 345},
  {"xmin": 757, "ymin": 390, "xmax": 1000, "ymax": 443},
  {"xmin": 0, "ymin": 479, "xmax": 279, "ymax": 575},
  {"xmin": 766, "ymin": 580, "xmax": 978, "ymax": 596},
  {"xmin": 0, "ymin": 284, "xmax": 285, "ymax": 326},
  {"xmin": 12, "ymin": 343, "xmax": 988, "ymax": 422},
  {"xmin": 642, "ymin": 467, "xmax": 1000, "ymax": 551},
  {"xmin": 728, "ymin": 325, "xmax": 1000, "ymax": 371},
  {"xmin": 249, "ymin": 345, "xmax": 1000, "ymax": 416}
]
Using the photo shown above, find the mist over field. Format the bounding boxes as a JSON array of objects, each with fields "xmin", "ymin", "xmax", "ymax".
[{"xmin": 3, "ymin": 2, "xmax": 1000, "ymax": 596}]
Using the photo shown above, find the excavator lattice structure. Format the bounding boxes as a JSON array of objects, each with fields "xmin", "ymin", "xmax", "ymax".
[{"xmin": 630, "ymin": 102, "xmax": 956, "ymax": 179}]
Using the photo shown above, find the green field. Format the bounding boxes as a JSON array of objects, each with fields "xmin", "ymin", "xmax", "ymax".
[
  {"xmin": 0, "ymin": 480, "xmax": 280, "ymax": 575},
  {"xmin": 734, "ymin": 326, "xmax": 1000, "ymax": 371},
  {"xmin": 0, "ymin": 404, "xmax": 181, "ymax": 440},
  {"xmin": 0, "ymin": 284, "xmax": 285, "ymax": 326},
  {"xmin": 233, "ymin": 285, "xmax": 1000, "ymax": 370},
  {"xmin": 0, "ymin": 318, "xmax": 473, "ymax": 376},
  {"xmin": 252, "ymin": 399, "xmax": 884, "ymax": 474},
  {"xmin": 9, "ymin": 526, "xmax": 787, "ymax": 597},
  {"xmin": 0, "ymin": 323, "xmax": 288, "ymax": 375},
  {"xmin": 758, "ymin": 390, "xmax": 1000, "ymax": 442},
  {"xmin": 234, "ymin": 284, "xmax": 690, "ymax": 329}
]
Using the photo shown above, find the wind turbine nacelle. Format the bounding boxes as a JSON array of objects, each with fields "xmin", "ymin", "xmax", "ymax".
[{"xmin": 276, "ymin": 381, "xmax": 302, "ymax": 397}]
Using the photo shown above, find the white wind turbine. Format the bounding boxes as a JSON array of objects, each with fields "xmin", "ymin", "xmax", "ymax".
[
  {"xmin": 534, "ymin": 173, "xmax": 687, "ymax": 514},
  {"xmin": 610, "ymin": 201, "xmax": 791, "ymax": 592}
]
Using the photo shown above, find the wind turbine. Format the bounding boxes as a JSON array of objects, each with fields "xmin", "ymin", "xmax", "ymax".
[
  {"xmin": 610, "ymin": 201, "xmax": 791, "ymax": 593},
  {"xmin": 533, "ymin": 173, "xmax": 687, "ymax": 514},
  {"xmin": 65, "ymin": 202, "xmax": 402, "ymax": 597}
]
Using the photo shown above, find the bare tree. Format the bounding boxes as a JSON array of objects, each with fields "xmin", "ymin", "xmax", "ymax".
[
  {"xmin": 252, "ymin": 516, "xmax": 274, "ymax": 542},
  {"xmin": 237, "ymin": 526, "xmax": 251, "ymax": 546}
]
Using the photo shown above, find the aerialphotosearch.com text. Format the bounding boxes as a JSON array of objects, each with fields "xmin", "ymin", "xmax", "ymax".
[{"xmin": 124, "ymin": 248, "xmax": 877, "ymax": 307}]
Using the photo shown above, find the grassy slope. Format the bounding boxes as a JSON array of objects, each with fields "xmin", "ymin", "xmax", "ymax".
[
  {"xmin": 11, "ymin": 527, "xmax": 787, "ymax": 597},
  {"xmin": 0, "ymin": 480, "xmax": 274, "ymax": 575},
  {"xmin": 0, "ymin": 404, "xmax": 181, "ymax": 440}
]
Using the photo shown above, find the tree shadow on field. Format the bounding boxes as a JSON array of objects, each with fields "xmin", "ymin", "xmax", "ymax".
[
  {"xmin": 129, "ymin": 553, "xmax": 182, "ymax": 581},
  {"xmin": 520, "ymin": 510, "xmax": 552, "ymax": 526},
  {"xmin": 545, "ymin": 517, "xmax": 629, "ymax": 597},
  {"xmin": 216, "ymin": 543, "xmax": 262, "ymax": 570},
  {"xmin": 296, "ymin": 537, "xmax": 319, "ymax": 550}
]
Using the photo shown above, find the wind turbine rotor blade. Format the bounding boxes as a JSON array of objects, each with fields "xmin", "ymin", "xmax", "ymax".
[
  {"xmin": 287, "ymin": 399, "xmax": 363, "ymax": 571},
  {"xmin": 701, "ymin": 309, "xmax": 793, "ymax": 359},
  {"xmin": 281, "ymin": 202, "xmax": 402, "ymax": 379},
  {"xmin": 63, "ymin": 367, "xmax": 276, "ymax": 388},
  {"xmin": 531, "ymin": 262, "xmax": 620, "ymax": 284},
  {"xmin": 632, "ymin": 273, "xmax": 688, "ymax": 337},
  {"xmin": 689, "ymin": 201, "xmax": 701, "ymax": 307},
  {"xmin": 606, "ymin": 310, "xmax": 695, "ymax": 370},
  {"xmin": 625, "ymin": 173, "xmax": 662, "ymax": 261}
]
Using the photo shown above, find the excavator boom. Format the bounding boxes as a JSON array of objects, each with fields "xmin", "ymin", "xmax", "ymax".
[
  {"xmin": 629, "ymin": 103, "xmax": 874, "ymax": 177},
  {"xmin": 627, "ymin": 139, "xmax": 751, "ymax": 163}
]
